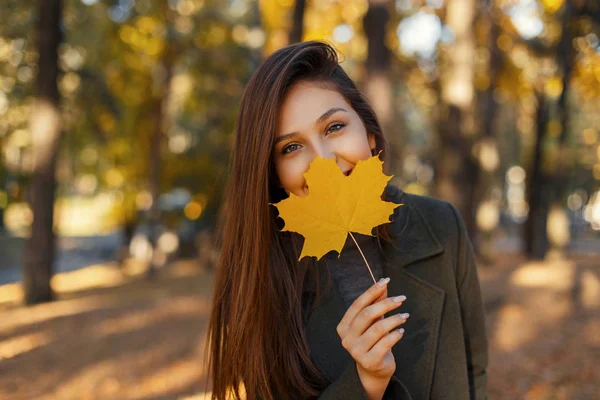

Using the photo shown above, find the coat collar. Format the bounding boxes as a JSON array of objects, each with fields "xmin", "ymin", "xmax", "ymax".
[{"xmin": 381, "ymin": 185, "xmax": 444, "ymax": 268}]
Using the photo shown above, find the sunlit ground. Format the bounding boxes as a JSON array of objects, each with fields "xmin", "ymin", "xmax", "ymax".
[
  {"xmin": 0, "ymin": 259, "xmax": 216, "ymax": 400},
  {"xmin": 479, "ymin": 252, "xmax": 600, "ymax": 399},
  {"xmin": 0, "ymin": 252, "xmax": 598, "ymax": 399}
]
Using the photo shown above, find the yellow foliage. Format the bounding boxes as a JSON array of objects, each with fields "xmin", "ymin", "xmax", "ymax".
[
  {"xmin": 475, "ymin": 74, "xmax": 491, "ymax": 91},
  {"xmin": 119, "ymin": 25, "xmax": 136, "ymax": 44},
  {"xmin": 547, "ymin": 119, "xmax": 562, "ymax": 138},
  {"xmin": 583, "ymin": 128, "xmax": 597, "ymax": 145},
  {"xmin": 541, "ymin": 0, "xmax": 564, "ymax": 14},
  {"xmin": 145, "ymin": 37, "xmax": 164, "ymax": 56},
  {"xmin": 497, "ymin": 34, "xmax": 512, "ymax": 52},
  {"xmin": 136, "ymin": 16, "xmax": 158, "ymax": 34},
  {"xmin": 184, "ymin": 201, "xmax": 203, "ymax": 220},
  {"xmin": 98, "ymin": 112, "xmax": 116, "ymax": 134},
  {"xmin": 544, "ymin": 76, "xmax": 563, "ymax": 98},
  {"xmin": 594, "ymin": 164, "xmax": 600, "ymax": 180},
  {"xmin": 105, "ymin": 168, "xmax": 125, "ymax": 188},
  {"xmin": 261, "ymin": 0, "xmax": 369, "ymax": 61},
  {"xmin": 260, "ymin": 0, "xmax": 293, "ymax": 54},
  {"xmin": 272, "ymin": 155, "xmax": 401, "ymax": 260}
]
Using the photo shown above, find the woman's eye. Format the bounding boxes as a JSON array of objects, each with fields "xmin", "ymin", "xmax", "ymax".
[
  {"xmin": 326, "ymin": 122, "xmax": 345, "ymax": 135},
  {"xmin": 282, "ymin": 143, "xmax": 301, "ymax": 154}
]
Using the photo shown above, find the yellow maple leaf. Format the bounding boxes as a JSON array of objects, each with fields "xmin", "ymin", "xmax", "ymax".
[{"xmin": 272, "ymin": 154, "xmax": 402, "ymax": 263}]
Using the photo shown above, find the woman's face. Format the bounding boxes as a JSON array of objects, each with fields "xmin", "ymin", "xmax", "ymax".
[{"xmin": 272, "ymin": 82, "xmax": 376, "ymax": 197}]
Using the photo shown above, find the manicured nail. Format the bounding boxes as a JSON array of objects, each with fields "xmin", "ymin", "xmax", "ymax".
[
  {"xmin": 398, "ymin": 328, "xmax": 405, "ymax": 334},
  {"xmin": 400, "ymin": 313, "xmax": 410, "ymax": 319},
  {"xmin": 377, "ymin": 277, "xmax": 390, "ymax": 287},
  {"xmin": 393, "ymin": 295, "xmax": 406, "ymax": 303}
]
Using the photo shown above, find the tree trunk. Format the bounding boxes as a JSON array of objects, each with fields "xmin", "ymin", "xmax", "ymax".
[
  {"xmin": 557, "ymin": 1, "xmax": 574, "ymax": 148},
  {"xmin": 481, "ymin": 10, "xmax": 500, "ymax": 142},
  {"xmin": 472, "ymin": 4, "xmax": 502, "ymax": 261},
  {"xmin": 146, "ymin": 9, "xmax": 176, "ymax": 278},
  {"xmin": 435, "ymin": 106, "xmax": 479, "ymax": 240},
  {"xmin": 363, "ymin": 0, "xmax": 396, "ymax": 169},
  {"xmin": 435, "ymin": 0, "xmax": 478, "ymax": 241},
  {"xmin": 544, "ymin": 2, "xmax": 575, "ymax": 255},
  {"xmin": 524, "ymin": 4, "xmax": 575, "ymax": 259},
  {"xmin": 23, "ymin": 0, "xmax": 63, "ymax": 304},
  {"xmin": 524, "ymin": 92, "xmax": 549, "ymax": 259},
  {"xmin": 289, "ymin": 0, "xmax": 306, "ymax": 44},
  {"xmin": 0, "ymin": 166, "xmax": 5, "ymax": 230}
]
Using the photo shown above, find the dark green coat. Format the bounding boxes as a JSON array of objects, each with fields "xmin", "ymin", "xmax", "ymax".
[{"xmin": 304, "ymin": 186, "xmax": 489, "ymax": 400}]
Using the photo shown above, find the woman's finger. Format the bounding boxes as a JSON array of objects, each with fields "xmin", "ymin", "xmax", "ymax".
[
  {"xmin": 367, "ymin": 328, "xmax": 405, "ymax": 361},
  {"xmin": 355, "ymin": 311, "xmax": 409, "ymax": 353},
  {"xmin": 349, "ymin": 296, "xmax": 407, "ymax": 339},
  {"xmin": 337, "ymin": 277, "xmax": 390, "ymax": 336}
]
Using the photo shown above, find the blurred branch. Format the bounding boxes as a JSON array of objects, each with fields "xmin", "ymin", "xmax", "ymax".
[
  {"xmin": 77, "ymin": 68, "xmax": 123, "ymax": 144},
  {"xmin": 78, "ymin": 69, "xmax": 121, "ymax": 118}
]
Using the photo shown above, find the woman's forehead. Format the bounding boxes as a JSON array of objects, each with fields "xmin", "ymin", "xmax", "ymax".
[{"xmin": 277, "ymin": 83, "xmax": 351, "ymax": 133}]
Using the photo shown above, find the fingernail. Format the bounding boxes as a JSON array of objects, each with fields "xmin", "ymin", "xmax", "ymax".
[
  {"xmin": 377, "ymin": 277, "xmax": 390, "ymax": 287},
  {"xmin": 400, "ymin": 313, "xmax": 410, "ymax": 319},
  {"xmin": 398, "ymin": 328, "xmax": 405, "ymax": 334},
  {"xmin": 393, "ymin": 295, "xmax": 406, "ymax": 303}
]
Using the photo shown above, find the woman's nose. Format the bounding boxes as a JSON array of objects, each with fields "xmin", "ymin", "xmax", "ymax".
[
  {"xmin": 310, "ymin": 140, "xmax": 352, "ymax": 174},
  {"xmin": 311, "ymin": 145, "xmax": 350, "ymax": 175},
  {"xmin": 312, "ymin": 142, "xmax": 336, "ymax": 161}
]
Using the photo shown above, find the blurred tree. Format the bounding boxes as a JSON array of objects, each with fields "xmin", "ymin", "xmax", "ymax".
[
  {"xmin": 143, "ymin": 2, "xmax": 180, "ymax": 277},
  {"xmin": 435, "ymin": 0, "xmax": 479, "ymax": 240},
  {"xmin": 472, "ymin": 0, "xmax": 503, "ymax": 261},
  {"xmin": 0, "ymin": 0, "xmax": 259, "ymax": 265},
  {"xmin": 68, "ymin": 0, "xmax": 257, "ymax": 235},
  {"xmin": 289, "ymin": 0, "xmax": 306, "ymax": 43},
  {"xmin": 479, "ymin": 4, "xmax": 501, "ymax": 143},
  {"xmin": 0, "ymin": 164, "xmax": 5, "ymax": 231},
  {"xmin": 524, "ymin": 0, "xmax": 591, "ymax": 259},
  {"xmin": 23, "ymin": 0, "xmax": 63, "ymax": 304},
  {"xmin": 0, "ymin": 0, "xmax": 35, "ymax": 231},
  {"xmin": 526, "ymin": 89, "xmax": 550, "ymax": 258},
  {"xmin": 363, "ymin": 0, "xmax": 396, "ymax": 170},
  {"xmin": 0, "ymin": 141, "xmax": 6, "ymax": 230},
  {"xmin": 0, "ymin": 0, "xmax": 596, "ymax": 272}
]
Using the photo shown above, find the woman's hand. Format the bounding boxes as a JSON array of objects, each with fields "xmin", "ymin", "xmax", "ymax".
[{"xmin": 336, "ymin": 277, "xmax": 409, "ymax": 397}]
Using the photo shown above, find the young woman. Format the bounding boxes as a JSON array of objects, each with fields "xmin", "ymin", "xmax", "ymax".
[{"xmin": 206, "ymin": 41, "xmax": 488, "ymax": 400}]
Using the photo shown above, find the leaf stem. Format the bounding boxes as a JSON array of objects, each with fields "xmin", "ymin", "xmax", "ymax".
[{"xmin": 348, "ymin": 232, "xmax": 376, "ymax": 284}]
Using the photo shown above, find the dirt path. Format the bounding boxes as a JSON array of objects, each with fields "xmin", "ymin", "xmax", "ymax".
[
  {"xmin": 0, "ymin": 260, "xmax": 215, "ymax": 400},
  {"xmin": 0, "ymin": 253, "xmax": 598, "ymax": 400},
  {"xmin": 479, "ymin": 253, "xmax": 599, "ymax": 400}
]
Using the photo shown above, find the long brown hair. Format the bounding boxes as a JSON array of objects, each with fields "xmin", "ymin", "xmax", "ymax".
[{"xmin": 206, "ymin": 41, "xmax": 391, "ymax": 400}]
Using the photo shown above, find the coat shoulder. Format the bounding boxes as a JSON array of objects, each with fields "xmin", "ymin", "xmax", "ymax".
[{"xmin": 384, "ymin": 184, "xmax": 463, "ymax": 248}]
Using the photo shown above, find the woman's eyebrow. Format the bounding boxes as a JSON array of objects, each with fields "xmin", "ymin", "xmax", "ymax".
[
  {"xmin": 316, "ymin": 107, "xmax": 347, "ymax": 124},
  {"xmin": 275, "ymin": 107, "xmax": 348, "ymax": 145}
]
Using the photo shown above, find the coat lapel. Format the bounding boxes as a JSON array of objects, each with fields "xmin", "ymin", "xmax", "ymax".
[{"xmin": 306, "ymin": 188, "xmax": 446, "ymax": 400}]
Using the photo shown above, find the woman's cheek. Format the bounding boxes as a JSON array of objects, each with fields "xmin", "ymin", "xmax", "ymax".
[{"xmin": 336, "ymin": 130, "xmax": 373, "ymax": 160}]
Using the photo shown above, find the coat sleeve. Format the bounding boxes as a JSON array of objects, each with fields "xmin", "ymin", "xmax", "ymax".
[
  {"xmin": 449, "ymin": 204, "xmax": 489, "ymax": 400},
  {"xmin": 383, "ymin": 376, "xmax": 413, "ymax": 400},
  {"xmin": 316, "ymin": 362, "xmax": 413, "ymax": 400},
  {"xmin": 315, "ymin": 362, "xmax": 368, "ymax": 400}
]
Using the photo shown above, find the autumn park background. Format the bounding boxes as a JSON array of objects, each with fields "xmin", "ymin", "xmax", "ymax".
[{"xmin": 0, "ymin": 0, "xmax": 598, "ymax": 399}]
